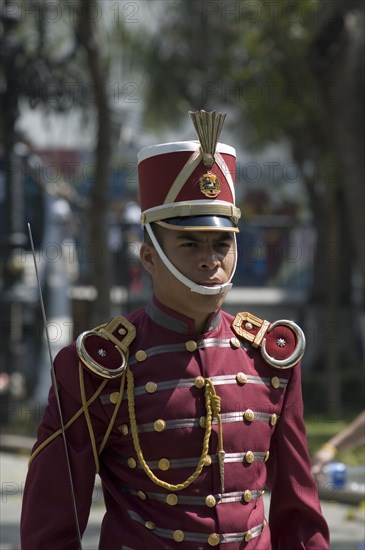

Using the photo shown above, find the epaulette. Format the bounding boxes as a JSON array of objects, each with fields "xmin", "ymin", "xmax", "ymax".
[
  {"xmin": 232, "ymin": 312, "xmax": 305, "ymax": 369},
  {"xmin": 29, "ymin": 317, "xmax": 137, "ymax": 470},
  {"xmin": 76, "ymin": 316, "xmax": 136, "ymax": 378}
]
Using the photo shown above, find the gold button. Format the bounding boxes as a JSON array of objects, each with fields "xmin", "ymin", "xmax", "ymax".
[
  {"xmin": 242, "ymin": 489, "xmax": 252, "ymax": 503},
  {"xmin": 270, "ymin": 413, "xmax": 278, "ymax": 426},
  {"xmin": 137, "ymin": 490, "xmax": 147, "ymax": 500},
  {"xmin": 185, "ymin": 340, "xmax": 198, "ymax": 352},
  {"xmin": 203, "ymin": 454, "xmax": 212, "ymax": 466},
  {"xmin": 136, "ymin": 350, "xmax": 147, "ymax": 362},
  {"xmin": 245, "ymin": 322, "xmax": 253, "ymax": 330},
  {"xmin": 145, "ymin": 381, "xmax": 157, "ymax": 394},
  {"xmin": 236, "ymin": 372, "xmax": 247, "ymax": 385},
  {"xmin": 230, "ymin": 337, "xmax": 241, "ymax": 349},
  {"xmin": 120, "ymin": 424, "xmax": 129, "ymax": 436},
  {"xmin": 245, "ymin": 530, "xmax": 253, "ymax": 542},
  {"xmin": 199, "ymin": 416, "xmax": 207, "ymax": 428},
  {"xmin": 208, "ymin": 533, "xmax": 220, "ymax": 546},
  {"xmin": 245, "ymin": 451, "xmax": 254, "ymax": 463},
  {"xmin": 127, "ymin": 457, "xmax": 137, "ymax": 469},
  {"xmin": 154, "ymin": 419, "xmax": 166, "ymax": 432},
  {"xmin": 173, "ymin": 530, "xmax": 184, "ymax": 542},
  {"xmin": 205, "ymin": 495, "xmax": 216, "ymax": 508},
  {"xmin": 145, "ymin": 521, "xmax": 155, "ymax": 530},
  {"xmin": 271, "ymin": 376, "xmax": 280, "ymax": 389},
  {"xmin": 244, "ymin": 409, "xmax": 255, "ymax": 422},
  {"xmin": 158, "ymin": 458, "xmax": 170, "ymax": 471},
  {"xmin": 166, "ymin": 493, "xmax": 178, "ymax": 506},
  {"xmin": 109, "ymin": 392, "xmax": 120, "ymax": 404},
  {"xmin": 194, "ymin": 376, "xmax": 205, "ymax": 388},
  {"xmin": 264, "ymin": 451, "xmax": 270, "ymax": 462}
]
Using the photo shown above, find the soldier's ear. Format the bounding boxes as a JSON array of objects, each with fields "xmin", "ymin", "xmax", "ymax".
[{"xmin": 140, "ymin": 242, "xmax": 158, "ymax": 275}]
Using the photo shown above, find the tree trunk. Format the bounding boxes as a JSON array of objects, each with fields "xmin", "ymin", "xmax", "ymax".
[
  {"xmin": 307, "ymin": 2, "xmax": 365, "ymax": 414},
  {"xmin": 311, "ymin": 0, "xmax": 365, "ymax": 330},
  {"xmin": 78, "ymin": 0, "xmax": 112, "ymax": 324}
]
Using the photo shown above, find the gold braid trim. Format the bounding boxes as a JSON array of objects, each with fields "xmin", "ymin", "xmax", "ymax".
[
  {"xmin": 80, "ymin": 365, "xmax": 126, "ymax": 471},
  {"xmin": 141, "ymin": 202, "xmax": 241, "ymax": 225},
  {"xmin": 79, "ymin": 363, "xmax": 100, "ymax": 472},
  {"xmin": 99, "ymin": 373, "xmax": 126, "ymax": 455},
  {"xmin": 127, "ymin": 368, "xmax": 225, "ymax": 491},
  {"xmin": 29, "ymin": 371, "xmax": 108, "ymax": 467}
]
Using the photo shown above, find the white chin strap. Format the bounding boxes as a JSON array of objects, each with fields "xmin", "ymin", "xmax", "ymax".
[{"xmin": 146, "ymin": 223, "xmax": 237, "ymax": 296}]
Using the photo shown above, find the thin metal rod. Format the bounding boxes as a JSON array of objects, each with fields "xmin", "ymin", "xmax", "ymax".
[{"xmin": 27, "ymin": 223, "xmax": 83, "ymax": 549}]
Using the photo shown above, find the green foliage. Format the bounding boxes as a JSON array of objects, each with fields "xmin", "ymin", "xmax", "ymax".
[
  {"xmin": 306, "ymin": 417, "xmax": 365, "ymax": 466},
  {"xmin": 303, "ymin": 365, "xmax": 365, "ymax": 464},
  {"xmin": 302, "ymin": 367, "xmax": 365, "ymax": 417},
  {"xmin": 3, "ymin": 0, "xmax": 90, "ymax": 112},
  {"xmin": 116, "ymin": 0, "xmax": 326, "ymax": 150}
]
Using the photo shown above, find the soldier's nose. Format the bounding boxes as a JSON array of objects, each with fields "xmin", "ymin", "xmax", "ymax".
[{"xmin": 199, "ymin": 248, "xmax": 222, "ymax": 269}]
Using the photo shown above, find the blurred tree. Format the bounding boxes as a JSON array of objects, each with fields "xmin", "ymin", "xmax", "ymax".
[
  {"xmin": 0, "ymin": 0, "xmax": 97, "ymax": 401},
  {"xmin": 77, "ymin": 0, "xmax": 112, "ymax": 323},
  {"xmin": 310, "ymin": 1, "xmax": 364, "ymax": 284},
  {"xmin": 116, "ymin": 0, "xmax": 364, "ymax": 412},
  {"xmin": 0, "ymin": 0, "xmax": 116, "ymax": 325},
  {"xmin": 309, "ymin": 0, "xmax": 365, "ymax": 414}
]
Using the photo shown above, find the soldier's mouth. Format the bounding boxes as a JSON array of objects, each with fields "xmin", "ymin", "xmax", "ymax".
[{"xmin": 199, "ymin": 280, "xmax": 224, "ymax": 286}]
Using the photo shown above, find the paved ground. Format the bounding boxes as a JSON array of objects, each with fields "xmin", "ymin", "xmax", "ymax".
[{"xmin": 1, "ymin": 452, "xmax": 364, "ymax": 549}]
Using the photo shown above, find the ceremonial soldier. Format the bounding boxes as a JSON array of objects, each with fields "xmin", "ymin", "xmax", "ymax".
[{"xmin": 21, "ymin": 111, "xmax": 329, "ymax": 549}]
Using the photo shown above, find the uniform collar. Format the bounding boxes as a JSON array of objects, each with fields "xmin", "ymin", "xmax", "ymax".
[{"xmin": 146, "ymin": 296, "xmax": 222, "ymax": 335}]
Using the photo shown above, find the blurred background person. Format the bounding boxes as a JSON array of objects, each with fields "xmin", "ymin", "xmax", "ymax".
[{"xmin": 312, "ymin": 410, "xmax": 365, "ymax": 481}]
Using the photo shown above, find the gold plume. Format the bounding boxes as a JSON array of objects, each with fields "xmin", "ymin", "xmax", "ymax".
[{"xmin": 189, "ymin": 110, "xmax": 226, "ymax": 167}]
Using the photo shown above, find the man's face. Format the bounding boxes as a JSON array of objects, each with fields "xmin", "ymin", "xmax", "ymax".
[{"xmin": 140, "ymin": 225, "xmax": 236, "ymax": 325}]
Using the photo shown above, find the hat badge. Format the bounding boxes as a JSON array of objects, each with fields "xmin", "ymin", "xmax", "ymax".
[{"xmin": 199, "ymin": 172, "xmax": 221, "ymax": 198}]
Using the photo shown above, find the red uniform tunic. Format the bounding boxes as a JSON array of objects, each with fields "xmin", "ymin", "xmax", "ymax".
[{"xmin": 21, "ymin": 297, "xmax": 329, "ymax": 549}]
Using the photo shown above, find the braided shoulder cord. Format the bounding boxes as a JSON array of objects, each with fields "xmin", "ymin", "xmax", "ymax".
[
  {"xmin": 99, "ymin": 373, "xmax": 126, "ymax": 455},
  {"xmin": 205, "ymin": 378, "xmax": 225, "ymax": 492},
  {"xmin": 80, "ymin": 365, "xmax": 127, "ymax": 470},
  {"xmin": 28, "ymin": 373, "xmax": 108, "ymax": 467},
  {"xmin": 126, "ymin": 368, "xmax": 225, "ymax": 491},
  {"xmin": 79, "ymin": 363, "xmax": 100, "ymax": 472}
]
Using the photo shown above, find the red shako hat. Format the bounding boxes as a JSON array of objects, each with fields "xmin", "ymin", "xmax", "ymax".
[{"xmin": 138, "ymin": 110, "xmax": 241, "ymax": 231}]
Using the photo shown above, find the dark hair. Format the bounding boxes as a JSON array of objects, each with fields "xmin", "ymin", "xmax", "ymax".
[
  {"xmin": 143, "ymin": 223, "xmax": 162, "ymax": 245},
  {"xmin": 143, "ymin": 227, "xmax": 152, "ymax": 244}
]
